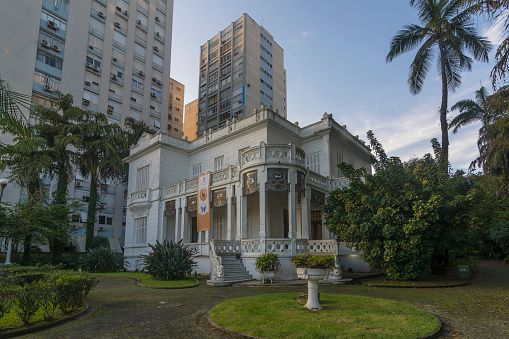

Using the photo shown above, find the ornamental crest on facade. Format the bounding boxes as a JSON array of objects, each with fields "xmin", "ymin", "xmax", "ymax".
[
  {"xmin": 165, "ymin": 200, "xmax": 176, "ymax": 215},
  {"xmin": 310, "ymin": 189, "xmax": 326, "ymax": 208},
  {"xmin": 213, "ymin": 188, "xmax": 227, "ymax": 207},
  {"xmin": 243, "ymin": 171, "xmax": 259, "ymax": 195},
  {"xmin": 188, "ymin": 195, "xmax": 197, "ymax": 212},
  {"xmin": 266, "ymin": 168, "xmax": 288, "ymax": 191},
  {"xmin": 297, "ymin": 171, "xmax": 306, "ymax": 196}
]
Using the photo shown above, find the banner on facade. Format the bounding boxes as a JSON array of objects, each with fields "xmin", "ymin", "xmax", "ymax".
[
  {"xmin": 197, "ymin": 173, "xmax": 211, "ymax": 231},
  {"xmin": 165, "ymin": 200, "xmax": 176, "ymax": 216},
  {"xmin": 188, "ymin": 195, "xmax": 197, "ymax": 212},
  {"xmin": 243, "ymin": 170, "xmax": 259, "ymax": 195},
  {"xmin": 266, "ymin": 168, "xmax": 289, "ymax": 191},
  {"xmin": 213, "ymin": 188, "xmax": 227, "ymax": 207},
  {"xmin": 310, "ymin": 189, "xmax": 326, "ymax": 208}
]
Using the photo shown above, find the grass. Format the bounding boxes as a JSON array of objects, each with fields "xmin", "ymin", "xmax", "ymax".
[
  {"xmin": 0, "ymin": 305, "xmax": 85, "ymax": 333},
  {"xmin": 93, "ymin": 272, "xmax": 199, "ymax": 287},
  {"xmin": 209, "ymin": 293, "xmax": 439, "ymax": 339}
]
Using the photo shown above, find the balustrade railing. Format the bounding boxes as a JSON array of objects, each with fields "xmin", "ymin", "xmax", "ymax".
[
  {"xmin": 214, "ymin": 240, "xmax": 241, "ymax": 254},
  {"xmin": 241, "ymin": 239, "xmax": 260, "ymax": 253},
  {"xmin": 308, "ymin": 239, "xmax": 337, "ymax": 254},
  {"xmin": 209, "ymin": 240, "xmax": 224, "ymax": 281},
  {"xmin": 130, "ymin": 190, "xmax": 148, "ymax": 204},
  {"xmin": 265, "ymin": 239, "xmax": 292, "ymax": 253}
]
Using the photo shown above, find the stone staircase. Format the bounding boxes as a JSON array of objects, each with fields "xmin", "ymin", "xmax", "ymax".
[{"xmin": 221, "ymin": 255, "xmax": 253, "ymax": 283}]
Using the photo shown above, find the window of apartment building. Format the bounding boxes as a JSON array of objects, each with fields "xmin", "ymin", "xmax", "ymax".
[
  {"xmin": 36, "ymin": 51, "xmax": 63, "ymax": 70},
  {"xmin": 41, "ymin": 10, "xmax": 67, "ymax": 32},
  {"xmin": 39, "ymin": 31, "xmax": 64, "ymax": 51},
  {"xmin": 154, "ymin": 25, "xmax": 165, "ymax": 38},
  {"xmin": 214, "ymin": 156, "xmax": 224, "ymax": 171},
  {"xmin": 208, "ymin": 94, "xmax": 218, "ymax": 106},
  {"xmin": 209, "ymin": 61, "xmax": 218, "ymax": 72},
  {"xmin": 99, "ymin": 216, "xmax": 113, "ymax": 225},
  {"xmin": 208, "ymin": 83, "xmax": 218, "ymax": 94},
  {"xmin": 133, "ymin": 59, "xmax": 145, "ymax": 74},
  {"xmin": 137, "ymin": 0, "xmax": 149, "ymax": 11},
  {"xmin": 220, "ymin": 41, "xmax": 232, "ymax": 54},
  {"xmin": 151, "ymin": 101, "xmax": 161, "ymax": 113},
  {"xmin": 131, "ymin": 92, "xmax": 143, "ymax": 105},
  {"xmin": 82, "ymin": 196, "xmax": 90, "ymax": 202},
  {"xmin": 233, "ymin": 81, "xmax": 243, "ymax": 92},
  {"xmin": 233, "ymin": 57, "xmax": 243, "ymax": 68},
  {"xmin": 110, "ymin": 65, "xmax": 123, "ymax": 79},
  {"xmin": 208, "ymin": 106, "xmax": 217, "ymax": 115},
  {"xmin": 112, "ymin": 46, "xmax": 126, "ymax": 63},
  {"xmin": 233, "ymin": 69, "xmax": 243, "ymax": 80},
  {"xmin": 151, "ymin": 88, "xmax": 162, "ymax": 97},
  {"xmin": 132, "ymin": 78, "xmax": 143, "ymax": 89},
  {"xmin": 209, "ymin": 49, "xmax": 218, "ymax": 60},
  {"xmin": 150, "ymin": 118, "xmax": 161, "ymax": 128},
  {"xmin": 113, "ymin": 31, "xmax": 127, "ymax": 46},
  {"xmin": 219, "ymin": 100, "xmax": 230, "ymax": 111},
  {"xmin": 85, "ymin": 71, "xmax": 100, "ymax": 87},
  {"xmin": 152, "ymin": 54, "xmax": 164, "ymax": 67},
  {"xmin": 83, "ymin": 91, "xmax": 99, "ymax": 105},
  {"xmin": 89, "ymin": 17, "xmax": 105, "ymax": 34},
  {"xmin": 175, "ymin": 117, "xmax": 179, "ymax": 122},
  {"xmin": 130, "ymin": 110, "xmax": 142, "ymax": 120},
  {"xmin": 306, "ymin": 152, "xmax": 321, "ymax": 174},
  {"xmin": 155, "ymin": 13, "xmax": 166, "ymax": 25},
  {"xmin": 88, "ymin": 35, "xmax": 104, "ymax": 53},
  {"xmin": 136, "ymin": 166, "xmax": 149, "ymax": 191},
  {"xmin": 192, "ymin": 164, "xmax": 202, "ymax": 177},
  {"xmin": 174, "ymin": 127, "xmax": 179, "ymax": 132},
  {"xmin": 109, "ymin": 83, "xmax": 123, "ymax": 96},
  {"xmin": 233, "ymin": 46, "xmax": 243, "ymax": 57},
  {"xmin": 108, "ymin": 100, "xmax": 121, "ymax": 114},
  {"xmin": 34, "ymin": 72, "xmax": 60, "ymax": 91},
  {"xmin": 31, "ymin": 93, "xmax": 55, "ymax": 108},
  {"xmin": 134, "ymin": 217, "xmax": 147, "ymax": 244},
  {"xmin": 176, "ymin": 97, "xmax": 180, "ymax": 101},
  {"xmin": 134, "ymin": 43, "xmax": 146, "ymax": 58},
  {"xmin": 233, "ymin": 94, "xmax": 242, "ymax": 105},
  {"xmin": 46, "ymin": 0, "xmax": 69, "ymax": 12},
  {"xmin": 86, "ymin": 56, "xmax": 101, "ymax": 68},
  {"xmin": 135, "ymin": 28, "xmax": 147, "ymax": 42},
  {"xmin": 209, "ymin": 72, "xmax": 218, "ymax": 83},
  {"xmin": 115, "ymin": 0, "xmax": 128, "ymax": 12},
  {"xmin": 234, "ymin": 23, "xmax": 243, "ymax": 34},
  {"xmin": 222, "ymin": 29, "xmax": 232, "ymax": 41},
  {"xmin": 175, "ymin": 107, "xmax": 180, "ymax": 112},
  {"xmin": 153, "ymin": 40, "xmax": 164, "ymax": 53},
  {"xmin": 220, "ymin": 53, "xmax": 231, "ymax": 65},
  {"xmin": 91, "ymin": 0, "xmax": 106, "ymax": 13},
  {"xmin": 136, "ymin": 12, "xmax": 148, "ymax": 27},
  {"xmin": 221, "ymin": 77, "xmax": 231, "ymax": 87}
]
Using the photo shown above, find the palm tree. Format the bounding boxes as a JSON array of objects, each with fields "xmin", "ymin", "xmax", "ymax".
[
  {"xmin": 387, "ymin": 0, "xmax": 491, "ymax": 168},
  {"xmin": 449, "ymin": 86, "xmax": 493, "ymax": 134},
  {"xmin": 0, "ymin": 77, "xmax": 34, "ymax": 147},
  {"xmin": 72, "ymin": 111, "xmax": 129, "ymax": 250}
]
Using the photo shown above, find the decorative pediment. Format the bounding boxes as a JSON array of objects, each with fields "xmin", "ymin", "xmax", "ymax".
[
  {"xmin": 165, "ymin": 200, "xmax": 176, "ymax": 215},
  {"xmin": 213, "ymin": 189, "xmax": 227, "ymax": 207}
]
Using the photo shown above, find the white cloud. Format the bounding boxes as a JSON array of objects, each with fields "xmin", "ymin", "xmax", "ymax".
[
  {"xmin": 301, "ymin": 31, "xmax": 316, "ymax": 38},
  {"xmin": 483, "ymin": 16, "xmax": 506, "ymax": 46}
]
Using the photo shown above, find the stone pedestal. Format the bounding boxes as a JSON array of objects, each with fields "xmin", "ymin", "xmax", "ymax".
[{"xmin": 296, "ymin": 268, "xmax": 329, "ymax": 310}]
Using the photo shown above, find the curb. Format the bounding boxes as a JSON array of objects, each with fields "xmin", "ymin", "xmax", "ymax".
[
  {"xmin": 359, "ymin": 279, "xmax": 469, "ymax": 288},
  {"xmin": 0, "ymin": 302, "xmax": 96, "ymax": 338}
]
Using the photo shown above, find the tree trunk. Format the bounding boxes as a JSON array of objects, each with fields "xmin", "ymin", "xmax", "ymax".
[
  {"xmin": 439, "ymin": 43, "xmax": 449, "ymax": 172},
  {"xmin": 21, "ymin": 234, "xmax": 32, "ymax": 265},
  {"xmin": 85, "ymin": 173, "xmax": 99, "ymax": 250}
]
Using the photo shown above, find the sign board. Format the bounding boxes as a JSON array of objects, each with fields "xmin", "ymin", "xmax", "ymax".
[{"xmin": 197, "ymin": 173, "xmax": 211, "ymax": 231}]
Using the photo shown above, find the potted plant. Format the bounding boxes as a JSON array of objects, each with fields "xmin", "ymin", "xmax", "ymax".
[
  {"xmin": 291, "ymin": 253, "xmax": 335, "ymax": 310},
  {"xmin": 255, "ymin": 253, "xmax": 280, "ymax": 284}
]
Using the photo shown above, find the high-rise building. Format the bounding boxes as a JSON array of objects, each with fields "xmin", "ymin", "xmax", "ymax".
[
  {"xmin": 0, "ymin": 0, "xmax": 174, "ymax": 250},
  {"xmin": 167, "ymin": 78, "xmax": 184, "ymax": 138},
  {"xmin": 196, "ymin": 13, "xmax": 286, "ymax": 138},
  {"xmin": 183, "ymin": 99, "xmax": 198, "ymax": 141}
]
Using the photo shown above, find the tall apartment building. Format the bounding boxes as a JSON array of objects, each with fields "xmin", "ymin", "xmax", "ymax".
[
  {"xmin": 184, "ymin": 99, "xmax": 198, "ymax": 141},
  {"xmin": 0, "ymin": 0, "xmax": 174, "ymax": 250},
  {"xmin": 167, "ymin": 78, "xmax": 184, "ymax": 138},
  {"xmin": 196, "ymin": 13, "xmax": 286, "ymax": 138}
]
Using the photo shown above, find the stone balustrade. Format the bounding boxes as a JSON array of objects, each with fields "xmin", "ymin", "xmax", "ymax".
[
  {"xmin": 130, "ymin": 190, "xmax": 148, "ymax": 204},
  {"xmin": 240, "ymin": 143, "xmax": 306, "ymax": 169}
]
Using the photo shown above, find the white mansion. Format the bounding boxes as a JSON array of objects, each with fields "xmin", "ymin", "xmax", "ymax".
[{"xmin": 124, "ymin": 108, "xmax": 372, "ymax": 284}]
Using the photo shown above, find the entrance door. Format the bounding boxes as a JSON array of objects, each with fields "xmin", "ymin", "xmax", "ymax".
[
  {"xmin": 283, "ymin": 210, "xmax": 289, "ymax": 239},
  {"xmin": 191, "ymin": 217, "xmax": 198, "ymax": 243},
  {"xmin": 311, "ymin": 211, "xmax": 322, "ymax": 240}
]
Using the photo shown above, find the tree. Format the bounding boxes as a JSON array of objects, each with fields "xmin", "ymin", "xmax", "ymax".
[
  {"xmin": 387, "ymin": 0, "xmax": 491, "ymax": 168},
  {"xmin": 0, "ymin": 77, "xmax": 34, "ymax": 146},
  {"xmin": 450, "ymin": 86, "xmax": 492, "ymax": 133},
  {"xmin": 71, "ymin": 112, "xmax": 130, "ymax": 250},
  {"xmin": 324, "ymin": 131, "xmax": 476, "ymax": 280}
]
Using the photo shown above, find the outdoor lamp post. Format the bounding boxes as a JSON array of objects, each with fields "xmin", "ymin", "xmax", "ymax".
[{"xmin": 0, "ymin": 178, "xmax": 12, "ymax": 265}]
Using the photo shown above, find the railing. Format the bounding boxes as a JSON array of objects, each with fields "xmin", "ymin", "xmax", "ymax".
[
  {"xmin": 241, "ymin": 143, "xmax": 306, "ymax": 168},
  {"xmin": 330, "ymin": 178, "xmax": 349, "ymax": 190},
  {"xmin": 209, "ymin": 240, "xmax": 224, "ymax": 281},
  {"xmin": 187, "ymin": 242, "xmax": 210, "ymax": 256},
  {"xmin": 241, "ymin": 239, "xmax": 260, "ymax": 253},
  {"xmin": 265, "ymin": 239, "xmax": 292, "ymax": 253},
  {"xmin": 130, "ymin": 190, "xmax": 148, "ymax": 204},
  {"xmin": 308, "ymin": 239, "xmax": 337, "ymax": 254},
  {"xmin": 214, "ymin": 240, "xmax": 241, "ymax": 254},
  {"xmin": 308, "ymin": 172, "xmax": 328, "ymax": 189}
]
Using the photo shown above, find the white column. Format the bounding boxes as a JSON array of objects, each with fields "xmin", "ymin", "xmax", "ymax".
[
  {"xmin": 241, "ymin": 195, "xmax": 248, "ymax": 239},
  {"xmin": 174, "ymin": 199, "xmax": 180, "ymax": 241},
  {"xmin": 302, "ymin": 187, "xmax": 310, "ymax": 240},
  {"xmin": 236, "ymin": 186, "xmax": 242, "ymax": 240},
  {"xmin": 259, "ymin": 168, "xmax": 267, "ymax": 239},
  {"xmin": 288, "ymin": 170, "xmax": 297, "ymax": 254},
  {"xmin": 226, "ymin": 186, "xmax": 233, "ymax": 240},
  {"xmin": 180, "ymin": 198, "xmax": 188, "ymax": 242},
  {"xmin": 5, "ymin": 239, "xmax": 12, "ymax": 265}
]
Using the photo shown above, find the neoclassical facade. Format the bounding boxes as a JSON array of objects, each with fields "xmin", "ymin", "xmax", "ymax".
[{"xmin": 124, "ymin": 108, "xmax": 372, "ymax": 284}]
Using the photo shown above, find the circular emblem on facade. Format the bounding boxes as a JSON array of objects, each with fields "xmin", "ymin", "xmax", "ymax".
[{"xmin": 200, "ymin": 188, "xmax": 208, "ymax": 201}]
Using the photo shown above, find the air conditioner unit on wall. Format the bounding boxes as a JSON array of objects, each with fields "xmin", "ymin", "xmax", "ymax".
[
  {"xmin": 98, "ymin": 11, "xmax": 105, "ymax": 18},
  {"xmin": 93, "ymin": 65, "xmax": 100, "ymax": 71},
  {"xmin": 114, "ymin": 22, "xmax": 121, "ymax": 28},
  {"xmin": 150, "ymin": 92, "xmax": 156, "ymax": 97},
  {"xmin": 44, "ymin": 84, "xmax": 53, "ymax": 91},
  {"xmin": 111, "ymin": 74, "xmax": 117, "ymax": 80},
  {"xmin": 84, "ymin": 81, "xmax": 91, "ymax": 86},
  {"xmin": 86, "ymin": 62, "xmax": 92, "ymax": 68},
  {"xmin": 83, "ymin": 99, "xmax": 90, "ymax": 105},
  {"xmin": 138, "ymin": 70, "xmax": 144, "ymax": 76},
  {"xmin": 41, "ymin": 39, "xmax": 49, "ymax": 48},
  {"xmin": 123, "ymin": 10, "xmax": 128, "ymax": 16},
  {"xmin": 52, "ymin": 45, "xmax": 60, "ymax": 52}
]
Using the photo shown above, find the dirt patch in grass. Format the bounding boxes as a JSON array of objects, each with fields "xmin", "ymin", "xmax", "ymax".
[{"xmin": 93, "ymin": 272, "xmax": 199, "ymax": 288}]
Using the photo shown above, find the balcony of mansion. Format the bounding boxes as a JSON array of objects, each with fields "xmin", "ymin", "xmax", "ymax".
[{"xmin": 124, "ymin": 108, "xmax": 373, "ymax": 284}]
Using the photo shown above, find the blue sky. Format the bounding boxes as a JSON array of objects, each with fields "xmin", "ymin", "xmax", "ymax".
[{"xmin": 170, "ymin": 1, "xmax": 503, "ymax": 171}]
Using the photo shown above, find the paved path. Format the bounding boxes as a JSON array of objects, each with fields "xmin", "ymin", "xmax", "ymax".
[{"xmin": 24, "ymin": 260, "xmax": 509, "ymax": 338}]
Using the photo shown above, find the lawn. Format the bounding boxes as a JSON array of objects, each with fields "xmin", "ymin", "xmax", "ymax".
[
  {"xmin": 209, "ymin": 293, "xmax": 439, "ymax": 339},
  {"xmin": 0, "ymin": 305, "xmax": 85, "ymax": 333},
  {"xmin": 93, "ymin": 272, "xmax": 199, "ymax": 287}
]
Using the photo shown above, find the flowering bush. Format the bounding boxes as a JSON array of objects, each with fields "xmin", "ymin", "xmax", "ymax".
[
  {"xmin": 291, "ymin": 254, "xmax": 335, "ymax": 269},
  {"xmin": 142, "ymin": 239, "xmax": 198, "ymax": 280},
  {"xmin": 255, "ymin": 253, "xmax": 280, "ymax": 272}
]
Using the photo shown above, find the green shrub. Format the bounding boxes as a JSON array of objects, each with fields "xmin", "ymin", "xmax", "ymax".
[
  {"xmin": 291, "ymin": 254, "xmax": 335, "ymax": 269},
  {"xmin": 55, "ymin": 272, "xmax": 98, "ymax": 313},
  {"xmin": 14, "ymin": 282, "xmax": 43, "ymax": 324},
  {"xmin": 255, "ymin": 253, "xmax": 280, "ymax": 272},
  {"xmin": 78, "ymin": 247, "xmax": 127, "ymax": 273},
  {"xmin": 93, "ymin": 235, "xmax": 110, "ymax": 248},
  {"xmin": 142, "ymin": 239, "xmax": 198, "ymax": 280},
  {"xmin": 0, "ymin": 284, "xmax": 15, "ymax": 320}
]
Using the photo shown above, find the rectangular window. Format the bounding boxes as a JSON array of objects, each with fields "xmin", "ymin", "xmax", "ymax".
[
  {"xmin": 306, "ymin": 152, "xmax": 321, "ymax": 174},
  {"xmin": 135, "ymin": 27, "xmax": 147, "ymax": 42},
  {"xmin": 83, "ymin": 91, "xmax": 99, "ymax": 105},
  {"xmin": 132, "ymin": 78, "xmax": 143, "ymax": 89},
  {"xmin": 192, "ymin": 164, "xmax": 202, "ymax": 177},
  {"xmin": 113, "ymin": 31, "xmax": 127, "ymax": 46},
  {"xmin": 136, "ymin": 166, "xmax": 149, "ymax": 191},
  {"xmin": 36, "ymin": 51, "xmax": 63, "ymax": 70},
  {"xmin": 88, "ymin": 34, "xmax": 104, "ymax": 52},
  {"xmin": 41, "ymin": 10, "xmax": 67, "ymax": 31},
  {"xmin": 134, "ymin": 217, "xmax": 147, "ymax": 244},
  {"xmin": 221, "ymin": 77, "xmax": 231, "ymax": 87},
  {"xmin": 90, "ymin": 17, "xmax": 105, "ymax": 34},
  {"xmin": 134, "ymin": 43, "xmax": 146, "ymax": 57},
  {"xmin": 152, "ymin": 53, "xmax": 163, "ymax": 67},
  {"xmin": 112, "ymin": 46, "xmax": 126, "ymax": 63},
  {"xmin": 151, "ymin": 88, "xmax": 162, "ymax": 97},
  {"xmin": 39, "ymin": 31, "xmax": 64, "ymax": 51},
  {"xmin": 86, "ymin": 56, "xmax": 101, "ymax": 68},
  {"xmin": 33, "ymin": 71, "xmax": 60, "ymax": 91},
  {"xmin": 214, "ymin": 156, "xmax": 224, "ymax": 171}
]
